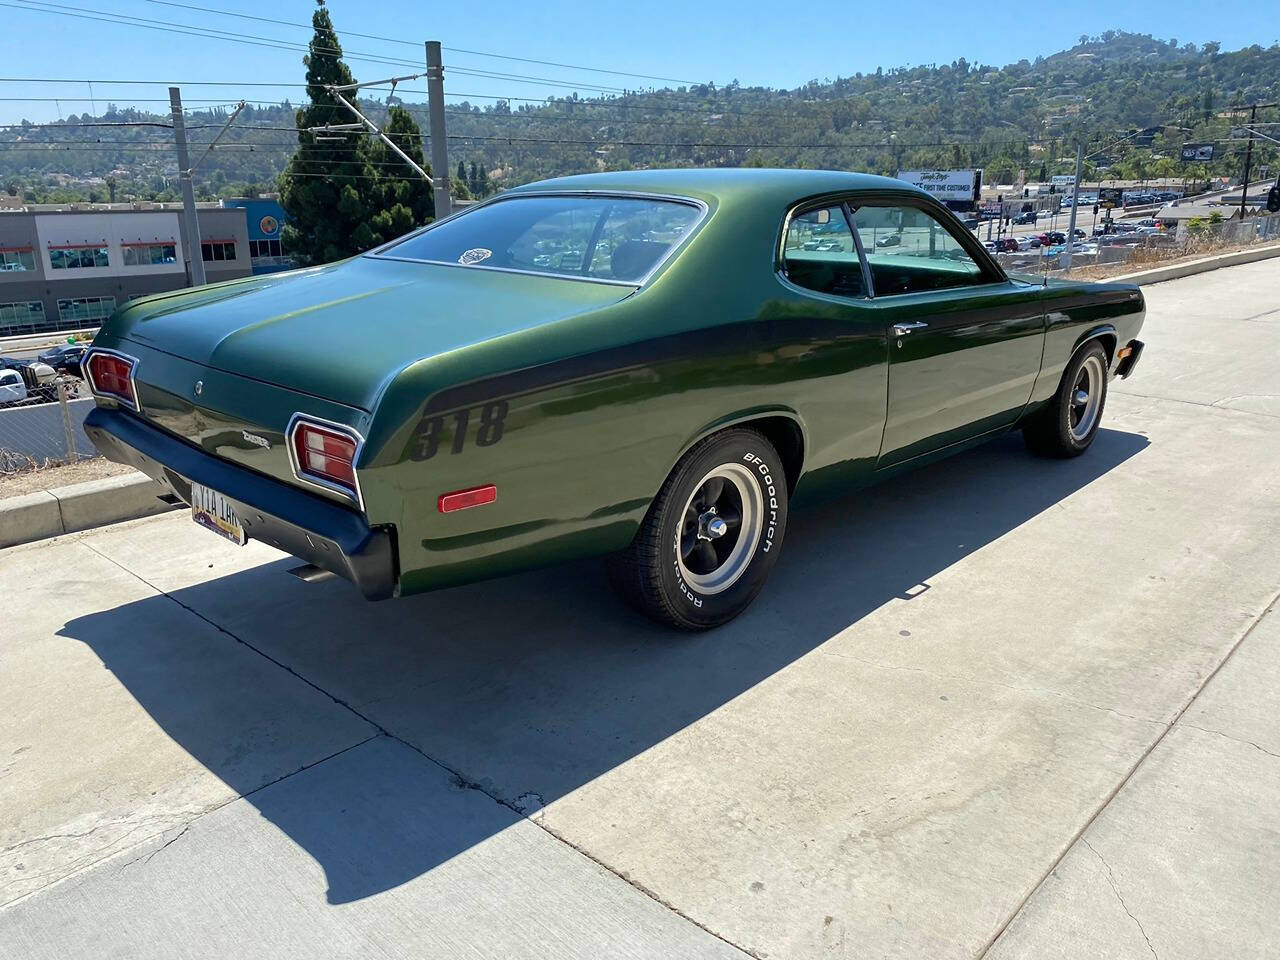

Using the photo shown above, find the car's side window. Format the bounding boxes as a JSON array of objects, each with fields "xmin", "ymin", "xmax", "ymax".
[
  {"xmin": 849, "ymin": 204, "xmax": 989, "ymax": 296},
  {"xmin": 781, "ymin": 205, "xmax": 867, "ymax": 299}
]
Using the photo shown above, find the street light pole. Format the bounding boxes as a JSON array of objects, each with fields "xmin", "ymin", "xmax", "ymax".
[{"xmin": 1062, "ymin": 141, "xmax": 1084, "ymax": 272}]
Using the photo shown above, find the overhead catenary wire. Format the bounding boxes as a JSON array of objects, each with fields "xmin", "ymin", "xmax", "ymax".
[{"xmin": 134, "ymin": 0, "xmax": 705, "ymax": 85}]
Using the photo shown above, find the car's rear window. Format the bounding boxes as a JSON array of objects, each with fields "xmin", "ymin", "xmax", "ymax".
[{"xmin": 378, "ymin": 194, "xmax": 702, "ymax": 283}]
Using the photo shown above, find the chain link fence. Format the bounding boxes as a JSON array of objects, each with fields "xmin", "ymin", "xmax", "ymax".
[
  {"xmin": 990, "ymin": 212, "xmax": 1280, "ymax": 278},
  {"xmin": 0, "ymin": 377, "xmax": 96, "ymax": 475}
]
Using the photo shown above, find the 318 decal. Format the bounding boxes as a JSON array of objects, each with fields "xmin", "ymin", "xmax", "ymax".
[{"xmin": 410, "ymin": 400, "xmax": 508, "ymax": 461}]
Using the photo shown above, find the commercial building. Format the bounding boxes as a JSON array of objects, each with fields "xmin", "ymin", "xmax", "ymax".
[
  {"xmin": 0, "ymin": 203, "xmax": 252, "ymax": 337},
  {"xmin": 222, "ymin": 197, "xmax": 294, "ymax": 275}
]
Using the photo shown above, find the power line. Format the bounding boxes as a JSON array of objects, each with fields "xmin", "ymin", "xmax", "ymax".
[{"xmin": 135, "ymin": 0, "xmax": 704, "ymax": 85}]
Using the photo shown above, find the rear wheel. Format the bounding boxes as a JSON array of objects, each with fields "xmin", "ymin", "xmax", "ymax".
[
  {"xmin": 608, "ymin": 428, "xmax": 789, "ymax": 630},
  {"xmin": 1023, "ymin": 341, "xmax": 1109, "ymax": 457}
]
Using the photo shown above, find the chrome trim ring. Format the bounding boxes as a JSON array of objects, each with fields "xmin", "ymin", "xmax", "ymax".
[
  {"xmin": 83, "ymin": 346, "xmax": 142, "ymax": 413},
  {"xmin": 676, "ymin": 462, "xmax": 763, "ymax": 596},
  {"xmin": 1069, "ymin": 354, "xmax": 1105, "ymax": 441}
]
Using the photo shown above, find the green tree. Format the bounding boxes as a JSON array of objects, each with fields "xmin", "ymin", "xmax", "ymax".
[
  {"xmin": 457, "ymin": 159, "xmax": 468, "ymax": 189},
  {"xmin": 363, "ymin": 105, "xmax": 434, "ymax": 243},
  {"xmin": 278, "ymin": 0, "xmax": 373, "ymax": 265}
]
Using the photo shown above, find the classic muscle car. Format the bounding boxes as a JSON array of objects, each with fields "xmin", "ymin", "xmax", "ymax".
[{"xmin": 82, "ymin": 169, "xmax": 1145, "ymax": 629}]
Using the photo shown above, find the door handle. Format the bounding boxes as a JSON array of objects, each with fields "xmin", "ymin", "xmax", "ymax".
[{"xmin": 893, "ymin": 322, "xmax": 929, "ymax": 336}]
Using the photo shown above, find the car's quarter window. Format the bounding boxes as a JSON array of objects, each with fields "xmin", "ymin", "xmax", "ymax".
[
  {"xmin": 780, "ymin": 205, "xmax": 867, "ymax": 299},
  {"xmin": 849, "ymin": 204, "xmax": 990, "ymax": 296},
  {"xmin": 379, "ymin": 194, "xmax": 702, "ymax": 283}
]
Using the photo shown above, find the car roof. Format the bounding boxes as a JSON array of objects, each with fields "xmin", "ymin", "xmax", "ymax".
[{"xmin": 505, "ymin": 168, "xmax": 930, "ymax": 208}]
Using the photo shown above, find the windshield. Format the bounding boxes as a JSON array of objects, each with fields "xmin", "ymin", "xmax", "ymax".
[{"xmin": 378, "ymin": 194, "xmax": 702, "ymax": 283}]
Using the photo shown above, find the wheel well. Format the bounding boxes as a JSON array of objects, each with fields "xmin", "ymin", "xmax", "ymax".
[
  {"xmin": 1080, "ymin": 332, "xmax": 1117, "ymax": 367},
  {"xmin": 741, "ymin": 416, "xmax": 804, "ymax": 496}
]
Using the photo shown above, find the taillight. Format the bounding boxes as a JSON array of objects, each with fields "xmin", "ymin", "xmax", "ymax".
[
  {"xmin": 86, "ymin": 351, "xmax": 138, "ymax": 409},
  {"xmin": 289, "ymin": 417, "xmax": 361, "ymax": 504}
]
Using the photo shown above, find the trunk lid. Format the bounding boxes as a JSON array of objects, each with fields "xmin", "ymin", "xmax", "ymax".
[{"xmin": 107, "ymin": 255, "xmax": 633, "ymax": 411}]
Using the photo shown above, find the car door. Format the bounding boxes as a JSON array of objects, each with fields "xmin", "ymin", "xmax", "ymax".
[
  {"xmin": 848, "ymin": 198, "xmax": 1046, "ymax": 467},
  {"xmin": 774, "ymin": 201, "xmax": 888, "ymax": 485}
]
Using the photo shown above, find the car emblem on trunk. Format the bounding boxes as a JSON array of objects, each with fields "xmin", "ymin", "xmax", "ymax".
[
  {"xmin": 241, "ymin": 430, "xmax": 271, "ymax": 450},
  {"xmin": 194, "ymin": 380, "xmax": 203, "ymax": 396}
]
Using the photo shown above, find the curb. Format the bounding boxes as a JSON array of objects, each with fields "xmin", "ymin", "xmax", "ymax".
[
  {"xmin": 0, "ymin": 473, "xmax": 178, "ymax": 549},
  {"xmin": 1111, "ymin": 243, "xmax": 1280, "ymax": 286}
]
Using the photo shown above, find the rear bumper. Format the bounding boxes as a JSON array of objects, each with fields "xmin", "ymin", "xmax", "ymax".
[
  {"xmin": 83, "ymin": 406, "xmax": 397, "ymax": 600},
  {"xmin": 1114, "ymin": 339, "xmax": 1145, "ymax": 379}
]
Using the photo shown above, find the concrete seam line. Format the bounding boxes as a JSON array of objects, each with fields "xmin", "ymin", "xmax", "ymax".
[
  {"xmin": 47, "ymin": 486, "xmax": 67, "ymax": 538},
  {"xmin": 0, "ymin": 733, "xmax": 381, "ymax": 911},
  {"xmin": 76, "ymin": 540, "xmax": 759, "ymax": 960},
  {"xmin": 976, "ymin": 589, "xmax": 1280, "ymax": 959}
]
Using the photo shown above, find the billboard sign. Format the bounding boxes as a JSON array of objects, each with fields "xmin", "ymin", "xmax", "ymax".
[
  {"xmin": 1098, "ymin": 187, "xmax": 1125, "ymax": 209},
  {"xmin": 1180, "ymin": 143, "xmax": 1215, "ymax": 162},
  {"xmin": 896, "ymin": 169, "xmax": 981, "ymax": 204},
  {"xmin": 1051, "ymin": 175, "xmax": 1076, "ymax": 191}
]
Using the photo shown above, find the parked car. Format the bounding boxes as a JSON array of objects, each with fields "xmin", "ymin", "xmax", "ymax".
[
  {"xmin": 1013, "ymin": 211, "xmax": 1037, "ymax": 225},
  {"xmin": 999, "ymin": 237, "xmax": 1020, "ymax": 252},
  {"xmin": 802, "ymin": 238, "xmax": 844, "ymax": 252},
  {"xmin": 82, "ymin": 169, "xmax": 1146, "ymax": 629},
  {"xmin": 0, "ymin": 357, "xmax": 58, "ymax": 401},
  {"xmin": 37, "ymin": 344, "xmax": 88, "ymax": 379},
  {"xmin": 1040, "ymin": 230, "xmax": 1067, "ymax": 246},
  {"xmin": 875, "ymin": 233, "xmax": 901, "ymax": 248},
  {"xmin": 0, "ymin": 368, "xmax": 27, "ymax": 406}
]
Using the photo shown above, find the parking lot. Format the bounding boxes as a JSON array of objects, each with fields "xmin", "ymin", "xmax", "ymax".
[{"xmin": 2, "ymin": 258, "xmax": 1279, "ymax": 959}]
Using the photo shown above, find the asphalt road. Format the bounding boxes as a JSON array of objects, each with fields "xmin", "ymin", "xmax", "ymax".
[{"xmin": 2, "ymin": 259, "xmax": 1279, "ymax": 959}]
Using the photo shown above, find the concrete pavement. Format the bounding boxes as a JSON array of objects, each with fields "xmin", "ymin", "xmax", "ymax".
[{"xmin": 2, "ymin": 259, "xmax": 1279, "ymax": 958}]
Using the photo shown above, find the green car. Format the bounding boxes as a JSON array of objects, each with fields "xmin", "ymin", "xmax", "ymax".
[{"xmin": 83, "ymin": 169, "xmax": 1145, "ymax": 629}]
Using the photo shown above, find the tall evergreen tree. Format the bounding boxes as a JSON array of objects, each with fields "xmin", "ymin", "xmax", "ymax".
[
  {"xmin": 363, "ymin": 105, "xmax": 433, "ymax": 246},
  {"xmin": 457, "ymin": 159, "xmax": 468, "ymax": 190},
  {"xmin": 278, "ymin": 0, "xmax": 368, "ymax": 266}
]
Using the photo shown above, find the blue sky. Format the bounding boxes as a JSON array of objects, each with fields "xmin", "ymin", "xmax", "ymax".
[{"xmin": 1, "ymin": 0, "xmax": 1275, "ymax": 125}]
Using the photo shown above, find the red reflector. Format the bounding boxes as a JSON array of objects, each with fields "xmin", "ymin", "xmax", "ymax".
[
  {"xmin": 87, "ymin": 352, "xmax": 136, "ymax": 407},
  {"xmin": 291, "ymin": 419, "xmax": 360, "ymax": 499},
  {"xmin": 438, "ymin": 484, "xmax": 497, "ymax": 513}
]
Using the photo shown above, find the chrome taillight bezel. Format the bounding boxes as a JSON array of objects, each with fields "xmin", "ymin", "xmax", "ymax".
[
  {"xmin": 83, "ymin": 348, "xmax": 141, "ymax": 412},
  {"xmin": 285, "ymin": 413, "xmax": 366, "ymax": 511}
]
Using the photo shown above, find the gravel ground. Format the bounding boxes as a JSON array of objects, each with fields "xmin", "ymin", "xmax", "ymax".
[{"xmin": 0, "ymin": 457, "xmax": 136, "ymax": 498}]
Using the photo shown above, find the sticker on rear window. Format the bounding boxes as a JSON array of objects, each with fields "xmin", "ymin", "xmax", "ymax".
[{"xmin": 459, "ymin": 247, "xmax": 492, "ymax": 265}]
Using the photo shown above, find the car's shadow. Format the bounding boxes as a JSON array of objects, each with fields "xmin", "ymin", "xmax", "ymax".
[{"xmin": 60, "ymin": 428, "xmax": 1148, "ymax": 904}]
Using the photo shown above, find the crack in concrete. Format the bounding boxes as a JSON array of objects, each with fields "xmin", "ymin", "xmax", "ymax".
[
  {"xmin": 129, "ymin": 825, "xmax": 190, "ymax": 870},
  {"xmin": 1112, "ymin": 389, "xmax": 1280, "ymax": 421},
  {"xmin": 1180, "ymin": 723, "xmax": 1280, "ymax": 761},
  {"xmin": 977, "ymin": 589, "xmax": 1280, "ymax": 959},
  {"xmin": 78, "ymin": 542, "xmax": 759, "ymax": 960},
  {"xmin": 1083, "ymin": 839, "xmax": 1159, "ymax": 960}
]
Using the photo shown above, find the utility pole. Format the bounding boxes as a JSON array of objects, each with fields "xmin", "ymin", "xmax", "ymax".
[
  {"xmin": 1061, "ymin": 141, "xmax": 1084, "ymax": 272},
  {"xmin": 1240, "ymin": 103, "xmax": 1257, "ymax": 218},
  {"xmin": 425, "ymin": 41, "xmax": 452, "ymax": 220},
  {"xmin": 169, "ymin": 86, "xmax": 205, "ymax": 287}
]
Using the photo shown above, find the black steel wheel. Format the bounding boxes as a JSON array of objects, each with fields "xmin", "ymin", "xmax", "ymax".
[
  {"xmin": 1023, "ymin": 340, "xmax": 1109, "ymax": 457},
  {"xmin": 608, "ymin": 428, "xmax": 789, "ymax": 630}
]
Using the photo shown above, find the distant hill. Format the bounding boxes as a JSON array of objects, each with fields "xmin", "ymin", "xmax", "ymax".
[{"xmin": 3, "ymin": 31, "xmax": 1278, "ymax": 204}]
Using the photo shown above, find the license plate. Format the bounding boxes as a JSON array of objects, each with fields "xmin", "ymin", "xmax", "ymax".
[{"xmin": 190, "ymin": 482, "xmax": 246, "ymax": 546}]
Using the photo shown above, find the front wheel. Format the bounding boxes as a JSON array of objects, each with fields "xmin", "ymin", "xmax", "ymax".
[
  {"xmin": 608, "ymin": 428, "xmax": 789, "ymax": 630},
  {"xmin": 1023, "ymin": 341, "xmax": 1109, "ymax": 457}
]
